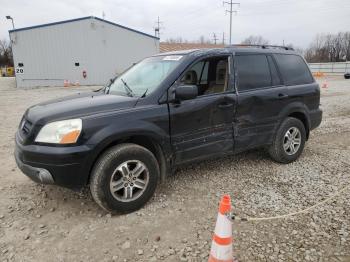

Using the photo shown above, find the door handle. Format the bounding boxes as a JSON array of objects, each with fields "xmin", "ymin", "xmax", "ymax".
[
  {"xmin": 218, "ymin": 103, "xmax": 233, "ymax": 109},
  {"xmin": 278, "ymin": 93, "xmax": 289, "ymax": 99}
]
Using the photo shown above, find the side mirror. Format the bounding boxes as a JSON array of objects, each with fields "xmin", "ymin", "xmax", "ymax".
[{"xmin": 175, "ymin": 85, "xmax": 198, "ymax": 101}]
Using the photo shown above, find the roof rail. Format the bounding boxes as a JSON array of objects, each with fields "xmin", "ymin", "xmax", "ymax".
[{"xmin": 228, "ymin": 44, "xmax": 294, "ymax": 51}]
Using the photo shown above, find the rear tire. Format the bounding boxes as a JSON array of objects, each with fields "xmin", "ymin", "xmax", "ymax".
[
  {"xmin": 90, "ymin": 143, "xmax": 159, "ymax": 214},
  {"xmin": 268, "ymin": 117, "xmax": 306, "ymax": 164}
]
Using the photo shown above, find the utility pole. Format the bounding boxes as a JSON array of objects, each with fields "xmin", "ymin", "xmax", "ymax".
[
  {"xmin": 222, "ymin": 32, "xmax": 226, "ymax": 45},
  {"xmin": 213, "ymin": 33, "xmax": 218, "ymax": 44},
  {"xmin": 154, "ymin": 16, "xmax": 163, "ymax": 38},
  {"xmin": 223, "ymin": 0, "xmax": 240, "ymax": 45}
]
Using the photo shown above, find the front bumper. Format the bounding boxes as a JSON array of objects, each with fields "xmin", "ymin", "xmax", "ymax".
[
  {"xmin": 15, "ymin": 150, "xmax": 54, "ymax": 184},
  {"xmin": 14, "ymin": 132, "xmax": 94, "ymax": 189}
]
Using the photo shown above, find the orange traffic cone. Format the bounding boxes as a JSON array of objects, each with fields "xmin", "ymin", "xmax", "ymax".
[{"xmin": 208, "ymin": 195, "xmax": 235, "ymax": 262}]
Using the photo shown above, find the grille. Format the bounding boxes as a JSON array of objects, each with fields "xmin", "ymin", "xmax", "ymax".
[{"xmin": 21, "ymin": 119, "xmax": 33, "ymax": 136}]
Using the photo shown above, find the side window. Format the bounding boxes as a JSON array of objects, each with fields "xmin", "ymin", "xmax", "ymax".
[
  {"xmin": 267, "ymin": 56, "xmax": 282, "ymax": 86},
  {"xmin": 236, "ymin": 54, "xmax": 271, "ymax": 92},
  {"xmin": 183, "ymin": 60, "xmax": 208, "ymax": 85},
  {"xmin": 180, "ymin": 56, "xmax": 230, "ymax": 96},
  {"xmin": 274, "ymin": 54, "xmax": 313, "ymax": 85}
]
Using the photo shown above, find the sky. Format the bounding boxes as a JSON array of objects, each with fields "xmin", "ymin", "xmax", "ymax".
[{"xmin": 1, "ymin": 0, "xmax": 350, "ymax": 48}]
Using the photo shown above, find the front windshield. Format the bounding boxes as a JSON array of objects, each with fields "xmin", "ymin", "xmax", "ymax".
[{"xmin": 108, "ymin": 55, "xmax": 183, "ymax": 97}]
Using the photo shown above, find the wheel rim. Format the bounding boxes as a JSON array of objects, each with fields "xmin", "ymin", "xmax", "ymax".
[
  {"xmin": 283, "ymin": 127, "xmax": 301, "ymax": 155},
  {"xmin": 109, "ymin": 160, "xmax": 149, "ymax": 202}
]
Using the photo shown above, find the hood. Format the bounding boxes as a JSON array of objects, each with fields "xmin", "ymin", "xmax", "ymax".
[{"xmin": 26, "ymin": 92, "xmax": 138, "ymax": 124}]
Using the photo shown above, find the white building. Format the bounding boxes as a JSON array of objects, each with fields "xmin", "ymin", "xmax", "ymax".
[{"xmin": 9, "ymin": 16, "xmax": 159, "ymax": 88}]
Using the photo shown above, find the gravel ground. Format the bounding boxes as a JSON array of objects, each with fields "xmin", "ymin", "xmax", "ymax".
[{"xmin": 0, "ymin": 76, "xmax": 349, "ymax": 262}]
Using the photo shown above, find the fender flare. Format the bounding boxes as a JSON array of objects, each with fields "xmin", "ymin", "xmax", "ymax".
[
  {"xmin": 82, "ymin": 122, "xmax": 172, "ymax": 185},
  {"xmin": 274, "ymin": 102, "xmax": 311, "ymax": 137}
]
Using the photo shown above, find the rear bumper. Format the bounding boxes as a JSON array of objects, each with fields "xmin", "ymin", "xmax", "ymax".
[
  {"xmin": 310, "ymin": 108, "xmax": 322, "ymax": 130},
  {"xmin": 14, "ymin": 132, "xmax": 94, "ymax": 189}
]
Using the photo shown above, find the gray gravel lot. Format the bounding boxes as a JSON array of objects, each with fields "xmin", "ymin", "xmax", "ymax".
[{"xmin": 0, "ymin": 76, "xmax": 349, "ymax": 262}]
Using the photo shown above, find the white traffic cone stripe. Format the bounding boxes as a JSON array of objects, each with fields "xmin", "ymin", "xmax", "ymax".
[
  {"xmin": 214, "ymin": 213, "xmax": 232, "ymax": 238},
  {"xmin": 208, "ymin": 254, "xmax": 233, "ymax": 262},
  {"xmin": 210, "ymin": 240, "xmax": 233, "ymax": 261}
]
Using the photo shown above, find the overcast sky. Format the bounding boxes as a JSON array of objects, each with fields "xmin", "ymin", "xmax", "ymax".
[{"xmin": 1, "ymin": 0, "xmax": 350, "ymax": 48}]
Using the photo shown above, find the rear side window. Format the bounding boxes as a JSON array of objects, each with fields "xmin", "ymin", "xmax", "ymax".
[
  {"xmin": 274, "ymin": 54, "xmax": 313, "ymax": 85},
  {"xmin": 236, "ymin": 55, "xmax": 271, "ymax": 91}
]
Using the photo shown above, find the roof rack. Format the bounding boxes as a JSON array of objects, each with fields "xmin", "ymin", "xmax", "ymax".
[{"xmin": 228, "ymin": 44, "xmax": 294, "ymax": 51}]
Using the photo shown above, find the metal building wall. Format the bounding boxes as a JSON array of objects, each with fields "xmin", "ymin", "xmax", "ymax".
[{"xmin": 10, "ymin": 17, "xmax": 159, "ymax": 88}]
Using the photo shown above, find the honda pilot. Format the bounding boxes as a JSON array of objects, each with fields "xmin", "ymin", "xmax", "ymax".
[{"xmin": 15, "ymin": 46, "xmax": 322, "ymax": 213}]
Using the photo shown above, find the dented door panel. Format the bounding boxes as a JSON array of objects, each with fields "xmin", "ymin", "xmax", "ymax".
[{"xmin": 170, "ymin": 93, "xmax": 236, "ymax": 165}]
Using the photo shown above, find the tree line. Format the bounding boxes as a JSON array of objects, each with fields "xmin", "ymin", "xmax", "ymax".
[{"xmin": 304, "ymin": 32, "xmax": 350, "ymax": 63}]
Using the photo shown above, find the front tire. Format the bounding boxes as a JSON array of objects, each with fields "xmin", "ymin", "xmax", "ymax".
[
  {"xmin": 268, "ymin": 117, "xmax": 306, "ymax": 164},
  {"xmin": 90, "ymin": 143, "xmax": 159, "ymax": 214}
]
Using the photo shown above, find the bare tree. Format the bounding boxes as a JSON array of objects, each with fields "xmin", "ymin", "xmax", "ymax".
[
  {"xmin": 0, "ymin": 39, "xmax": 13, "ymax": 66},
  {"xmin": 198, "ymin": 35, "xmax": 211, "ymax": 44},
  {"xmin": 164, "ymin": 37, "xmax": 187, "ymax": 43},
  {"xmin": 241, "ymin": 35, "xmax": 269, "ymax": 45}
]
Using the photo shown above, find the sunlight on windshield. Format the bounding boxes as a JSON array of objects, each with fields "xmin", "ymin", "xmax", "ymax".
[{"xmin": 108, "ymin": 56, "xmax": 182, "ymax": 97}]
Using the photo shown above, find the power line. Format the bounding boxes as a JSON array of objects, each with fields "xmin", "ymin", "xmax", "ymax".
[
  {"xmin": 223, "ymin": 0, "xmax": 240, "ymax": 45},
  {"xmin": 213, "ymin": 33, "xmax": 218, "ymax": 44}
]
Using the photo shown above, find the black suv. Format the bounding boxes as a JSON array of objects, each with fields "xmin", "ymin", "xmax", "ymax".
[{"xmin": 15, "ymin": 46, "xmax": 322, "ymax": 213}]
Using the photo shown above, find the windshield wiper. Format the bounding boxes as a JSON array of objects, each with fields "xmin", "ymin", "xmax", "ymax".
[
  {"xmin": 120, "ymin": 78, "xmax": 134, "ymax": 97},
  {"xmin": 104, "ymin": 85, "xmax": 110, "ymax": 94},
  {"xmin": 141, "ymin": 88, "xmax": 148, "ymax": 98}
]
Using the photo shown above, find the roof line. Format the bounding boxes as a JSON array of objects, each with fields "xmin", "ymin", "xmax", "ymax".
[{"xmin": 8, "ymin": 16, "xmax": 159, "ymax": 40}]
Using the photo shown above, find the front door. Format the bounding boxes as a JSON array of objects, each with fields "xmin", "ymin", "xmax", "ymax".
[{"xmin": 168, "ymin": 55, "xmax": 237, "ymax": 165}]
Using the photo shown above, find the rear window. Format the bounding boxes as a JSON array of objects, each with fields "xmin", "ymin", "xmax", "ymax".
[
  {"xmin": 236, "ymin": 54, "xmax": 271, "ymax": 91},
  {"xmin": 274, "ymin": 54, "xmax": 313, "ymax": 85}
]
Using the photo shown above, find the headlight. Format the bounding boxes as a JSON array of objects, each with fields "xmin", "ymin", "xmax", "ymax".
[{"xmin": 35, "ymin": 119, "xmax": 82, "ymax": 144}]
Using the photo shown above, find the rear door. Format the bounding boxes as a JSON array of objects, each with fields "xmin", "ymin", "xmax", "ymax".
[{"xmin": 234, "ymin": 53, "xmax": 289, "ymax": 152}]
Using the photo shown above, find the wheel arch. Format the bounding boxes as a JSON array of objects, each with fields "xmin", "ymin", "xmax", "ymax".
[
  {"xmin": 86, "ymin": 135, "xmax": 169, "ymax": 186},
  {"xmin": 287, "ymin": 111, "xmax": 310, "ymax": 139},
  {"xmin": 276, "ymin": 102, "xmax": 311, "ymax": 140}
]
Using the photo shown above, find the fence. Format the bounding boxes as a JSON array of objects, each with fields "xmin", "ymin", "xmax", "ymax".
[{"xmin": 308, "ymin": 62, "xmax": 350, "ymax": 74}]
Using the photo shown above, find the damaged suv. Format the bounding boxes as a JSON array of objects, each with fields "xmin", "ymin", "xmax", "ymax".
[{"xmin": 15, "ymin": 46, "xmax": 322, "ymax": 213}]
